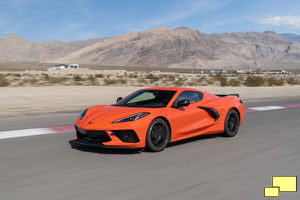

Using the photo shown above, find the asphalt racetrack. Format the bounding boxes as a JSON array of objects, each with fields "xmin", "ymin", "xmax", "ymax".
[{"xmin": 0, "ymin": 98, "xmax": 299, "ymax": 200}]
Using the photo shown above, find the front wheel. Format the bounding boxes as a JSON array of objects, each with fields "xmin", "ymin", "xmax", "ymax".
[
  {"xmin": 146, "ymin": 118, "xmax": 170, "ymax": 152},
  {"xmin": 223, "ymin": 109, "xmax": 240, "ymax": 137}
]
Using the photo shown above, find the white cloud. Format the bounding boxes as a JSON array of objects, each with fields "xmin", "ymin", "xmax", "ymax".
[{"xmin": 256, "ymin": 15, "xmax": 300, "ymax": 29}]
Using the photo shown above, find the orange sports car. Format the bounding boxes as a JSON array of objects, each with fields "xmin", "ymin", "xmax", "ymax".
[{"xmin": 72, "ymin": 87, "xmax": 244, "ymax": 152}]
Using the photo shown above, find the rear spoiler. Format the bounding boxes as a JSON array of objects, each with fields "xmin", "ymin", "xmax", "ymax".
[
  {"xmin": 215, "ymin": 94, "xmax": 243, "ymax": 104},
  {"xmin": 215, "ymin": 94, "xmax": 240, "ymax": 98}
]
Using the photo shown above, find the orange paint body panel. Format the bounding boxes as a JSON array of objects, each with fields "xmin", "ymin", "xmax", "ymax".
[{"xmin": 74, "ymin": 87, "xmax": 244, "ymax": 149}]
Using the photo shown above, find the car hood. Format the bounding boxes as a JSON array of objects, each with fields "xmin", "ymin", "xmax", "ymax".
[{"xmin": 83, "ymin": 105, "xmax": 151, "ymax": 123}]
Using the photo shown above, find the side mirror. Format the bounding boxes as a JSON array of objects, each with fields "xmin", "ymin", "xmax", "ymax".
[
  {"xmin": 116, "ymin": 97, "xmax": 123, "ymax": 103},
  {"xmin": 174, "ymin": 99, "xmax": 190, "ymax": 108}
]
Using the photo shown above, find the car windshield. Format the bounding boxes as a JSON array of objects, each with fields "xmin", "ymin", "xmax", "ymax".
[{"xmin": 114, "ymin": 90, "xmax": 177, "ymax": 108}]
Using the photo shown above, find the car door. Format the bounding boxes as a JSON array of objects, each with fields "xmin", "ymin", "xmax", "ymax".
[{"xmin": 167, "ymin": 91, "xmax": 215, "ymax": 141}]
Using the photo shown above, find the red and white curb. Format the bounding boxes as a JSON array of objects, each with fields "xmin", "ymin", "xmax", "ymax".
[
  {"xmin": 0, "ymin": 125, "xmax": 74, "ymax": 140},
  {"xmin": 245, "ymin": 103, "xmax": 300, "ymax": 112},
  {"xmin": 0, "ymin": 103, "xmax": 300, "ymax": 140}
]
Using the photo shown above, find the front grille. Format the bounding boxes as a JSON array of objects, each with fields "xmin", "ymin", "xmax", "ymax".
[
  {"xmin": 112, "ymin": 130, "xmax": 139, "ymax": 143},
  {"xmin": 75, "ymin": 126, "xmax": 111, "ymax": 143}
]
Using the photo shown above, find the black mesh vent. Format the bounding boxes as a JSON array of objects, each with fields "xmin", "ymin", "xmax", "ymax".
[
  {"xmin": 75, "ymin": 126, "xmax": 111, "ymax": 143},
  {"xmin": 112, "ymin": 130, "xmax": 140, "ymax": 143}
]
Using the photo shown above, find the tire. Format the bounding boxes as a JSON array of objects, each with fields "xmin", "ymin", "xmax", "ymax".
[
  {"xmin": 223, "ymin": 109, "xmax": 240, "ymax": 137},
  {"xmin": 146, "ymin": 118, "xmax": 170, "ymax": 152}
]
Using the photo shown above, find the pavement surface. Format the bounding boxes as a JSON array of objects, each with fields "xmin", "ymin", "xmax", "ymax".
[{"xmin": 0, "ymin": 98, "xmax": 300, "ymax": 200}]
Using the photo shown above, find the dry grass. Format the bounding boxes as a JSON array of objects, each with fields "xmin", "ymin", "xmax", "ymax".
[
  {"xmin": 227, "ymin": 79, "xmax": 241, "ymax": 86},
  {"xmin": 48, "ymin": 77, "xmax": 68, "ymax": 84},
  {"xmin": 0, "ymin": 74, "xmax": 9, "ymax": 87},
  {"xmin": 0, "ymin": 69, "xmax": 299, "ymax": 88},
  {"xmin": 244, "ymin": 76, "xmax": 265, "ymax": 87}
]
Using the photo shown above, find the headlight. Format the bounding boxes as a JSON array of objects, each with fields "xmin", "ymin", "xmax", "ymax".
[
  {"xmin": 79, "ymin": 108, "xmax": 88, "ymax": 120},
  {"xmin": 113, "ymin": 112, "xmax": 150, "ymax": 123}
]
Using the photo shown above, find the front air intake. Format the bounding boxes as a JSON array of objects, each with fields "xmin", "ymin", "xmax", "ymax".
[
  {"xmin": 75, "ymin": 126, "xmax": 111, "ymax": 142},
  {"xmin": 112, "ymin": 130, "xmax": 140, "ymax": 143}
]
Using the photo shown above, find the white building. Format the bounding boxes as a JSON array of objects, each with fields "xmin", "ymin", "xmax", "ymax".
[
  {"xmin": 209, "ymin": 69, "xmax": 227, "ymax": 74},
  {"xmin": 269, "ymin": 70, "xmax": 289, "ymax": 74},
  {"xmin": 48, "ymin": 64, "xmax": 79, "ymax": 71}
]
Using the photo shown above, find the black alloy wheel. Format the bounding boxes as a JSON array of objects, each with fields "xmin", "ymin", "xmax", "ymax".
[
  {"xmin": 146, "ymin": 118, "xmax": 170, "ymax": 152},
  {"xmin": 223, "ymin": 109, "xmax": 240, "ymax": 137}
]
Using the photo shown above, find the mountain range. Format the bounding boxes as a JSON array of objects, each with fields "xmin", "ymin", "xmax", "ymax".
[
  {"xmin": 279, "ymin": 33, "xmax": 300, "ymax": 42},
  {"xmin": 1, "ymin": 27, "xmax": 300, "ymax": 70}
]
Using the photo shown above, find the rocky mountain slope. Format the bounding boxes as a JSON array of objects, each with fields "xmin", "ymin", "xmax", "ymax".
[
  {"xmin": 1, "ymin": 27, "xmax": 300, "ymax": 69},
  {"xmin": 280, "ymin": 33, "xmax": 300, "ymax": 42}
]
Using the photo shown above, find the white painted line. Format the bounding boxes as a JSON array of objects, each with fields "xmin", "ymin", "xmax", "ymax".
[
  {"xmin": 0, "ymin": 125, "xmax": 74, "ymax": 140},
  {"xmin": 248, "ymin": 106, "xmax": 285, "ymax": 111},
  {"xmin": 0, "ymin": 128, "xmax": 57, "ymax": 140}
]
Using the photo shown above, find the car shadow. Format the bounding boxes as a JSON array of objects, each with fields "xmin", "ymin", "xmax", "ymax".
[
  {"xmin": 69, "ymin": 133, "xmax": 224, "ymax": 154},
  {"xmin": 68, "ymin": 140, "xmax": 141, "ymax": 154},
  {"xmin": 167, "ymin": 133, "xmax": 223, "ymax": 148}
]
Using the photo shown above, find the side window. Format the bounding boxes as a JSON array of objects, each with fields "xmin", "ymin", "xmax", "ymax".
[{"xmin": 173, "ymin": 91, "xmax": 203, "ymax": 105}]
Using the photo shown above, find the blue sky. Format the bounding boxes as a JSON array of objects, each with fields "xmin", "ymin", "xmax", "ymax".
[{"xmin": 0, "ymin": 0, "xmax": 300, "ymax": 41}]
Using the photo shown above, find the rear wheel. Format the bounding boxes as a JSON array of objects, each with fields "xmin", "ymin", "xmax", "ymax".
[
  {"xmin": 223, "ymin": 109, "xmax": 240, "ymax": 137},
  {"xmin": 146, "ymin": 118, "xmax": 170, "ymax": 152}
]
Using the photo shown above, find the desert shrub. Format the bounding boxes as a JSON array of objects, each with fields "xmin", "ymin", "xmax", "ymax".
[
  {"xmin": 150, "ymin": 77, "xmax": 159, "ymax": 83},
  {"xmin": 146, "ymin": 73, "xmax": 160, "ymax": 83},
  {"xmin": 29, "ymin": 78, "xmax": 39, "ymax": 84},
  {"xmin": 206, "ymin": 77, "xmax": 214, "ymax": 84},
  {"xmin": 238, "ymin": 76, "xmax": 244, "ymax": 81},
  {"xmin": 104, "ymin": 79, "xmax": 118, "ymax": 85},
  {"xmin": 228, "ymin": 79, "xmax": 240, "ymax": 86},
  {"xmin": 42, "ymin": 74, "xmax": 49, "ymax": 81},
  {"xmin": 12, "ymin": 73, "xmax": 21, "ymax": 77},
  {"xmin": 168, "ymin": 75, "xmax": 176, "ymax": 81},
  {"xmin": 266, "ymin": 77, "xmax": 284, "ymax": 86},
  {"xmin": 138, "ymin": 77, "xmax": 148, "ymax": 84},
  {"xmin": 88, "ymin": 75, "xmax": 99, "ymax": 85},
  {"xmin": 118, "ymin": 79, "xmax": 127, "ymax": 84},
  {"xmin": 187, "ymin": 81, "xmax": 197, "ymax": 86},
  {"xmin": 244, "ymin": 76, "xmax": 265, "ymax": 87},
  {"xmin": 173, "ymin": 78, "xmax": 184, "ymax": 86},
  {"xmin": 286, "ymin": 78, "xmax": 298, "ymax": 85},
  {"xmin": 162, "ymin": 78, "xmax": 168, "ymax": 84},
  {"xmin": 129, "ymin": 74, "xmax": 138, "ymax": 78},
  {"xmin": 145, "ymin": 73, "xmax": 153, "ymax": 79},
  {"xmin": 73, "ymin": 75, "xmax": 82, "ymax": 81},
  {"xmin": 0, "ymin": 75, "xmax": 9, "ymax": 87},
  {"xmin": 88, "ymin": 75, "xmax": 96, "ymax": 82},
  {"xmin": 48, "ymin": 77, "xmax": 68, "ymax": 84},
  {"xmin": 214, "ymin": 74, "xmax": 227, "ymax": 86},
  {"xmin": 196, "ymin": 76, "xmax": 208, "ymax": 84},
  {"xmin": 22, "ymin": 77, "xmax": 39, "ymax": 84},
  {"xmin": 95, "ymin": 74, "xmax": 104, "ymax": 78}
]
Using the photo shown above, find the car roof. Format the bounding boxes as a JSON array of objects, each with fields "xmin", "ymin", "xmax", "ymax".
[{"xmin": 142, "ymin": 87, "xmax": 201, "ymax": 92}]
